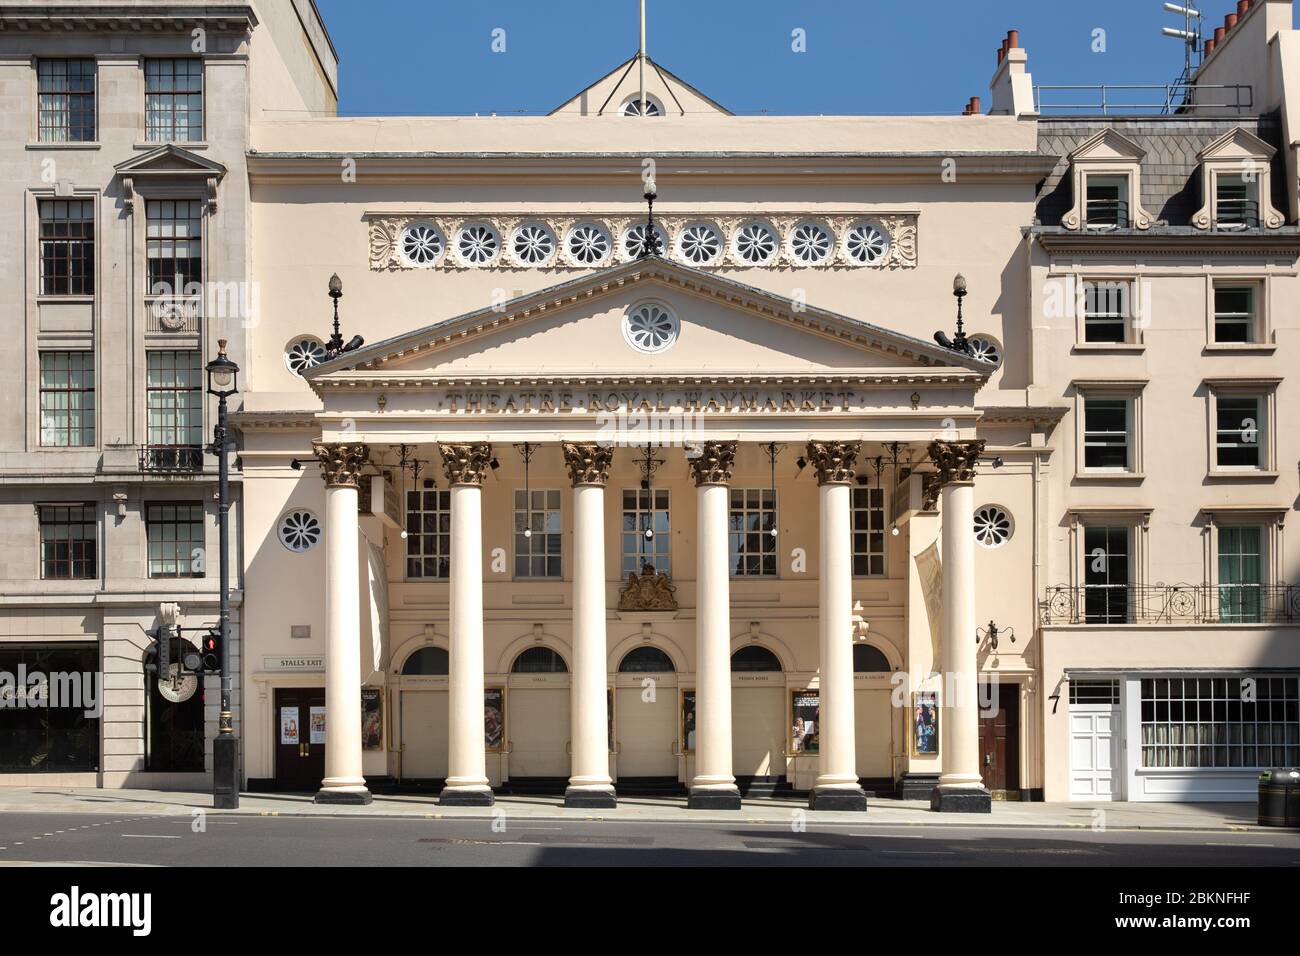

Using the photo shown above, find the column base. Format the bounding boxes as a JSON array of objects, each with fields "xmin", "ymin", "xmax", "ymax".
[
  {"xmin": 930, "ymin": 784, "xmax": 992, "ymax": 813},
  {"xmin": 808, "ymin": 786, "xmax": 868, "ymax": 812},
  {"xmin": 314, "ymin": 787, "xmax": 373, "ymax": 806},
  {"xmin": 438, "ymin": 786, "xmax": 495, "ymax": 807},
  {"xmin": 687, "ymin": 786, "xmax": 742, "ymax": 810},
  {"xmin": 563, "ymin": 786, "xmax": 617, "ymax": 809}
]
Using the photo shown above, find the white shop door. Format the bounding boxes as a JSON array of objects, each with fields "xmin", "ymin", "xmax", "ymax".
[
  {"xmin": 401, "ymin": 690, "xmax": 449, "ymax": 779},
  {"xmin": 616, "ymin": 685, "xmax": 677, "ymax": 777},
  {"xmin": 1070, "ymin": 707, "xmax": 1120, "ymax": 800},
  {"xmin": 732, "ymin": 687, "xmax": 785, "ymax": 777},
  {"xmin": 509, "ymin": 687, "xmax": 570, "ymax": 777}
]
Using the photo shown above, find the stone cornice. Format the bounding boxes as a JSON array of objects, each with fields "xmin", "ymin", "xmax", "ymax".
[
  {"xmin": 977, "ymin": 404, "xmax": 1069, "ymax": 425},
  {"xmin": 1032, "ymin": 227, "xmax": 1300, "ymax": 258},
  {"xmin": 0, "ymin": 4, "xmax": 258, "ymax": 32},
  {"xmin": 247, "ymin": 152, "xmax": 1058, "ymax": 186}
]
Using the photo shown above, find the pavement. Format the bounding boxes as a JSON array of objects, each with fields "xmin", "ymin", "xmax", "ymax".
[{"xmin": 0, "ymin": 786, "xmax": 1281, "ymax": 832}]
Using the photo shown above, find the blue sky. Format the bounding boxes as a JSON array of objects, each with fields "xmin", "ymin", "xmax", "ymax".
[{"xmin": 313, "ymin": 0, "xmax": 1293, "ymax": 116}]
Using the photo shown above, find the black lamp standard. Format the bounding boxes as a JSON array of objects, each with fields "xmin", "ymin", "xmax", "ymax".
[{"xmin": 206, "ymin": 338, "xmax": 240, "ymax": 810}]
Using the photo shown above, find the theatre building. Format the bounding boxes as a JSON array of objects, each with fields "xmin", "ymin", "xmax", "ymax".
[{"xmin": 3, "ymin": 0, "xmax": 1299, "ymax": 806}]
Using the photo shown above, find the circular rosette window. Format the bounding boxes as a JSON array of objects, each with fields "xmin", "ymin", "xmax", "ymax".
[{"xmin": 622, "ymin": 300, "xmax": 680, "ymax": 354}]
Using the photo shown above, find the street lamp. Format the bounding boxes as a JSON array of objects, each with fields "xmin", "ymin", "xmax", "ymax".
[
  {"xmin": 639, "ymin": 179, "xmax": 662, "ymax": 258},
  {"xmin": 324, "ymin": 273, "xmax": 364, "ymax": 359},
  {"xmin": 934, "ymin": 273, "xmax": 973, "ymax": 355},
  {"xmin": 206, "ymin": 338, "xmax": 240, "ymax": 810}
]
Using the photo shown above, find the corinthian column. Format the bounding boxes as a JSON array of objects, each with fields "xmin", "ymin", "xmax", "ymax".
[
  {"xmin": 687, "ymin": 440, "xmax": 742, "ymax": 810},
  {"xmin": 928, "ymin": 439, "xmax": 991, "ymax": 813},
  {"xmin": 806, "ymin": 441, "xmax": 868, "ymax": 811},
  {"xmin": 439, "ymin": 442, "xmax": 495, "ymax": 806},
  {"xmin": 562, "ymin": 442, "xmax": 617, "ymax": 808},
  {"xmin": 313, "ymin": 441, "xmax": 372, "ymax": 804}
]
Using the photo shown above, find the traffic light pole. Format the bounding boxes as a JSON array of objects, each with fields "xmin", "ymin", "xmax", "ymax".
[{"xmin": 212, "ymin": 390, "xmax": 239, "ymax": 809}]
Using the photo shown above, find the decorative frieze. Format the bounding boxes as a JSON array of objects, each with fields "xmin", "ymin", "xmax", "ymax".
[
  {"xmin": 926, "ymin": 439, "xmax": 986, "ymax": 489},
  {"xmin": 312, "ymin": 442, "xmax": 369, "ymax": 489},
  {"xmin": 367, "ymin": 212, "xmax": 919, "ymax": 273},
  {"xmin": 687, "ymin": 441, "xmax": 737, "ymax": 486},
  {"xmin": 562, "ymin": 442, "xmax": 614, "ymax": 486},
  {"xmin": 439, "ymin": 442, "xmax": 494, "ymax": 487},
  {"xmin": 805, "ymin": 440, "xmax": 861, "ymax": 485}
]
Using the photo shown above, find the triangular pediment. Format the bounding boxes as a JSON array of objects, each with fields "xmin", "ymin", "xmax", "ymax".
[
  {"xmin": 307, "ymin": 258, "xmax": 991, "ymax": 388},
  {"xmin": 1198, "ymin": 126, "xmax": 1276, "ymax": 161},
  {"xmin": 1070, "ymin": 128, "xmax": 1147, "ymax": 162},
  {"xmin": 114, "ymin": 143, "xmax": 227, "ymax": 179},
  {"xmin": 550, "ymin": 54, "xmax": 731, "ymax": 116}
]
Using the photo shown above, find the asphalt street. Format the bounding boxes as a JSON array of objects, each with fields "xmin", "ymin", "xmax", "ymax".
[{"xmin": 1, "ymin": 811, "xmax": 1298, "ymax": 866}]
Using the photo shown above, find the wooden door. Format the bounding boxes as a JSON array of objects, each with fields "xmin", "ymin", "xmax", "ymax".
[
  {"xmin": 978, "ymin": 682, "xmax": 1020, "ymax": 794},
  {"xmin": 274, "ymin": 687, "xmax": 325, "ymax": 790}
]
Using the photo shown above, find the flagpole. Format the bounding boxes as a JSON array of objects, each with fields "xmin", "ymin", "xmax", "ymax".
[{"xmin": 639, "ymin": 0, "xmax": 647, "ymax": 116}]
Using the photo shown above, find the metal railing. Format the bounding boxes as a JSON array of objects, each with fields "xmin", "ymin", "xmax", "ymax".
[
  {"xmin": 139, "ymin": 444, "xmax": 205, "ymax": 473},
  {"xmin": 1085, "ymin": 198, "xmax": 1129, "ymax": 229},
  {"xmin": 1034, "ymin": 83, "xmax": 1254, "ymax": 115},
  {"xmin": 1040, "ymin": 583, "xmax": 1300, "ymax": 626},
  {"xmin": 1215, "ymin": 197, "xmax": 1259, "ymax": 229}
]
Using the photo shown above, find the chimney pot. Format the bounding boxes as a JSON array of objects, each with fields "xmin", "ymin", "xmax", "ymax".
[
  {"xmin": 1214, "ymin": 26, "xmax": 1226, "ymax": 42},
  {"xmin": 1205, "ymin": 37, "xmax": 1217, "ymax": 55},
  {"xmin": 997, "ymin": 45, "xmax": 1004, "ymax": 65},
  {"xmin": 1007, "ymin": 30, "xmax": 1020, "ymax": 49},
  {"xmin": 1238, "ymin": 0, "xmax": 1250, "ymax": 15},
  {"xmin": 970, "ymin": 96, "xmax": 981, "ymax": 114},
  {"xmin": 1225, "ymin": 13, "xmax": 1238, "ymax": 30}
]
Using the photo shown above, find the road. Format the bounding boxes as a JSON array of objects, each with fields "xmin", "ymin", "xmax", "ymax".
[{"xmin": 1, "ymin": 811, "xmax": 1298, "ymax": 866}]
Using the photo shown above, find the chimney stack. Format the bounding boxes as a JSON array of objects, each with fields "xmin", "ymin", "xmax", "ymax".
[{"xmin": 989, "ymin": 27, "xmax": 1034, "ymax": 116}]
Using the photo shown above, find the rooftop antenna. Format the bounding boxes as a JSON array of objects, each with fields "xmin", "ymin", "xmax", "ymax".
[
  {"xmin": 1161, "ymin": 3, "xmax": 1203, "ymax": 111},
  {"xmin": 639, "ymin": 0, "xmax": 648, "ymax": 117}
]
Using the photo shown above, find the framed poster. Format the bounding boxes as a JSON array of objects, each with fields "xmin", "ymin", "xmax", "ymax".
[
  {"xmin": 309, "ymin": 706, "xmax": 326, "ymax": 745},
  {"xmin": 484, "ymin": 687, "xmax": 505, "ymax": 751},
  {"xmin": 279, "ymin": 706, "xmax": 299, "ymax": 745},
  {"xmin": 911, "ymin": 691, "xmax": 939, "ymax": 756},
  {"xmin": 791, "ymin": 690, "xmax": 820, "ymax": 754},
  {"xmin": 681, "ymin": 690, "xmax": 696, "ymax": 754},
  {"xmin": 361, "ymin": 687, "xmax": 383, "ymax": 751}
]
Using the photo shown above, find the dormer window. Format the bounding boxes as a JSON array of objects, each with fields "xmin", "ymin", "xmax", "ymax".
[
  {"xmin": 1086, "ymin": 176, "xmax": 1128, "ymax": 229},
  {"xmin": 1214, "ymin": 174, "xmax": 1257, "ymax": 229}
]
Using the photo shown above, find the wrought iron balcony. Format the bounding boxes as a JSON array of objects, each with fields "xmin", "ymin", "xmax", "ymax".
[
  {"xmin": 139, "ymin": 444, "xmax": 205, "ymax": 473},
  {"xmin": 1084, "ymin": 199, "xmax": 1129, "ymax": 229},
  {"xmin": 1040, "ymin": 583, "xmax": 1300, "ymax": 627}
]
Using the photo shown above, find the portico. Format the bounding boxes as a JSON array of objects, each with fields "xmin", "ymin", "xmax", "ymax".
[{"xmin": 293, "ymin": 257, "xmax": 994, "ymax": 811}]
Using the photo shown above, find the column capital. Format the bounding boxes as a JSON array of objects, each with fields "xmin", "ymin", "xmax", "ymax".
[
  {"xmin": 312, "ymin": 441, "xmax": 369, "ymax": 489},
  {"xmin": 927, "ymin": 439, "xmax": 986, "ymax": 489},
  {"xmin": 440, "ymin": 442, "xmax": 493, "ymax": 487},
  {"xmin": 562, "ymin": 442, "xmax": 614, "ymax": 487},
  {"xmin": 687, "ymin": 441, "xmax": 737, "ymax": 486},
  {"xmin": 806, "ymin": 440, "xmax": 861, "ymax": 486}
]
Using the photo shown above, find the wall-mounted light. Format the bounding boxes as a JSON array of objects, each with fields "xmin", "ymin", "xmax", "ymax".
[{"xmin": 976, "ymin": 619, "xmax": 1016, "ymax": 651}]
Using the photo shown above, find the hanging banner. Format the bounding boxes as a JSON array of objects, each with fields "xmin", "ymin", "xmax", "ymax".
[{"xmin": 915, "ymin": 541, "xmax": 944, "ymax": 665}]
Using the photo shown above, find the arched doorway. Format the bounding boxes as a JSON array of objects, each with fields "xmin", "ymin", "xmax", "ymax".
[
  {"xmin": 399, "ymin": 646, "xmax": 449, "ymax": 781},
  {"xmin": 615, "ymin": 647, "xmax": 678, "ymax": 779},
  {"xmin": 507, "ymin": 646, "xmax": 570, "ymax": 780},
  {"xmin": 731, "ymin": 645, "xmax": 786, "ymax": 781},
  {"xmin": 852, "ymin": 643, "xmax": 895, "ymax": 785}
]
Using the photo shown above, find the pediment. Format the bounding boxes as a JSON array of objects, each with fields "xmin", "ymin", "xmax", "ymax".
[
  {"xmin": 1069, "ymin": 128, "xmax": 1147, "ymax": 163},
  {"xmin": 308, "ymin": 258, "xmax": 991, "ymax": 387},
  {"xmin": 549, "ymin": 54, "xmax": 731, "ymax": 116},
  {"xmin": 114, "ymin": 143, "xmax": 228, "ymax": 178},
  {"xmin": 1197, "ymin": 127, "xmax": 1276, "ymax": 162}
]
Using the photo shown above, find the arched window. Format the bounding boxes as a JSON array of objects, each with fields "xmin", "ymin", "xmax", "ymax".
[
  {"xmin": 730, "ymin": 645, "xmax": 782, "ymax": 672},
  {"xmin": 618, "ymin": 646, "xmax": 675, "ymax": 673},
  {"xmin": 853, "ymin": 644, "xmax": 892, "ymax": 673},
  {"xmin": 402, "ymin": 647, "xmax": 449, "ymax": 675},
  {"xmin": 511, "ymin": 647, "xmax": 568, "ymax": 673}
]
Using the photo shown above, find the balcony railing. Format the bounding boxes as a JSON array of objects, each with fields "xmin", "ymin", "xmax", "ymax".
[
  {"xmin": 1084, "ymin": 198, "xmax": 1129, "ymax": 229},
  {"xmin": 1034, "ymin": 83, "xmax": 1254, "ymax": 116},
  {"xmin": 139, "ymin": 445, "xmax": 205, "ymax": 473},
  {"xmin": 1040, "ymin": 583, "xmax": 1300, "ymax": 626},
  {"xmin": 1215, "ymin": 197, "xmax": 1259, "ymax": 229}
]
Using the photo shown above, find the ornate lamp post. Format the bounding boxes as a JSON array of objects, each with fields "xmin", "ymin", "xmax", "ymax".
[
  {"xmin": 323, "ymin": 273, "xmax": 364, "ymax": 359},
  {"xmin": 934, "ymin": 273, "xmax": 972, "ymax": 355},
  {"xmin": 639, "ymin": 178, "xmax": 662, "ymax": 258},
  {"xmin": 206, "ymin": 339, "xmax": 240, "ymax": 810}
]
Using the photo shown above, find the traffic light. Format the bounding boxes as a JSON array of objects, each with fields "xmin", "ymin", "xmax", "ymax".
[{"xmin": 200, "ymin": 628, "xmax": 221, "ymax": 674}]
